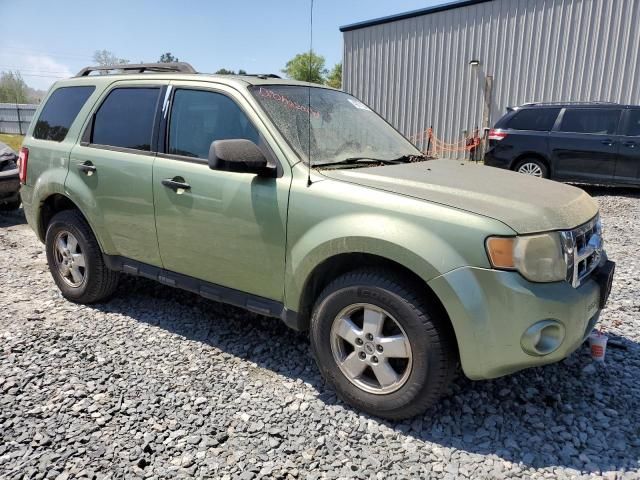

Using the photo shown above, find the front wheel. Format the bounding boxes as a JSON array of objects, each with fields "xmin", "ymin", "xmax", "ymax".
[
  {"xmin": 310, "ymin": 269, "xmax": 457, "ymax": 420},
  {"xmin": 45, "ymin": 210, "xmax": 119, "ymax": 303}
]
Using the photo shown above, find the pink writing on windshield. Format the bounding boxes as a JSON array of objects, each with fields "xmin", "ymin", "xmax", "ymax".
[{"xmin": 258, "ymin": 87, "xmax": 320, "ymax": 118}]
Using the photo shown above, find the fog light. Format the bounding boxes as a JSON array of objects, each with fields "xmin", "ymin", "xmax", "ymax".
[{"xmin": 521, "ymin": 320, "xmax": 565, "ymax": 356}]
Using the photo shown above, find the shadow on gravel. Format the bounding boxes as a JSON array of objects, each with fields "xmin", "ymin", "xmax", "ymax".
[
  {"xmin": 0, "ymin": 207, "xmax": 26, "ymax": 228},
  {"xmin": 580, "ymin": 185, "xmax": 640, "ymax": 199},
  {"xmin": 92, "ymin": 276, "xmax": 640, "ymax": 475}
]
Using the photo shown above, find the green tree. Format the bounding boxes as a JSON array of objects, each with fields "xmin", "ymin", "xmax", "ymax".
[
  {"xmin": 325, "ymin": 63, "xmax": 342, "ymax": 89},
  {"xmin": 0, "ymin": 71, "xmax": 29, "ymax": 103},
  {"xmin": 281, "ymin": 52, "xmax": 327, "ymax": 84},
  {"xmin": 159, "ymin": 52, "xmax": 179, "ymax": 63},
  {"xmin": 215, "ymin": 68, "xmax": 247, "ymax": 75},
  {"xmin": 92, "ymin": 50, "xmax": 129, "ymax": 67}
]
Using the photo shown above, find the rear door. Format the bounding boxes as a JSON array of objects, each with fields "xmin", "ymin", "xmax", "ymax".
[
  {"xmin": 66, "ymin": 80, "xmax": 165, "ymax": 266},
  {"xmin": 615, "ymin": 108, "xmax": 640, "ymax": 185},
  {"xmin": 550, "ymin": 107, "xmax": 622, "ymax": 184}
]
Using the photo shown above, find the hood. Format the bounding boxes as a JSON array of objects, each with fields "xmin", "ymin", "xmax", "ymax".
[{"xmin": 319, "ymin": 159, "xmax": 598, "ymax": 234}]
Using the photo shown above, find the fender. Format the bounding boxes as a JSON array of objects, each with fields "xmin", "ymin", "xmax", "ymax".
[{"xmin": 284, "ymin": 211, "xmax": 491, "ymax": 313}]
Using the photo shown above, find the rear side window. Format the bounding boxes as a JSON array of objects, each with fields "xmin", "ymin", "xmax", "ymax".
[
  {"xmin": 559, "ymin": 109, "xmax": 621, "ymax": 135},
  {"xmin": 168, "ymin": 89, "xmax": 259, "ymax": 159},
  {"xmin": 33, "ymin": 86, "xmax": 95, "ymax": 141},
  {"xmin": 506, "ymin": 108, "xmax": 560, "ymax": 131},
  {"xmin": 91, "ymin": 88, "xmax": 160, "ymax": 151},
  {"xmin": 625, "ymin": 110, "xmax": 640, "ymax": 136}
]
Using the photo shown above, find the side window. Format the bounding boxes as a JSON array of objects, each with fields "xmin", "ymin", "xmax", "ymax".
[
  {"xmin": 33, "ymin": 86, "xmax": 95, "ymax": 142},
  {"xmin": 559, "ymin": 109, "xmax": 621, "ymax": 135},
  {"xmin": 625, "ymin": 110, "xmax": 640, "ymax": 137},
  {"xmin": 506, "ymin": 108, "xmax": 560, "ymax": 131},
  {"xmin": 92, "ymin": 88, "xmax": 160, "ymax": 151},
  {"xmin": 168, "ymin": 89, "xmax": 260, "ymax": 160}
]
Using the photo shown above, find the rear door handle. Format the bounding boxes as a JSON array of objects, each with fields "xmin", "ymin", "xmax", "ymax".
[
  {"xmin": 623, "ymin": 141, "xmax": 637, "ymax": 148},
  {"xmin": 162, "ymin": 177, "xmax": 191, "ymax": 192},
  {"xmin": 601, "ymin": 139, "xmax": 614, "ymax": 147},
  {"xmin": 77, "ymin": 161, "xmax": 96, "ymax": 176}
]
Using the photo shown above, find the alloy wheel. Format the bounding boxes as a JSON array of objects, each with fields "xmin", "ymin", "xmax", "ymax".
[
  {"xmin": 518, "ymin": 162, "xmax": 543, "ymax": 177},
  {"xmin": 330, "ymin": 303, "xmax": 413, "ymax": 394},
  {"xmin": 53, "ymin": 231, "xmax": 86, "ymax": 287}
]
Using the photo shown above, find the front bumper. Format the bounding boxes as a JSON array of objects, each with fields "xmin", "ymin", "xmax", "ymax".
[{"xmin": 428, "ymin": 263, "xmax": 611, "ymax": 380}]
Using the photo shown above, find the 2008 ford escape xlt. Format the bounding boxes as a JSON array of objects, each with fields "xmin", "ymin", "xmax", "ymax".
[{"xmin": 17, "ymin": 63, "xmax": 615, "ymax": 419}]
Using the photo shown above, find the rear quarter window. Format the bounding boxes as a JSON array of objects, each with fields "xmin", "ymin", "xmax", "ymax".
[
  {"xmin": 33, "ymin": 86, "xmax": 95, "ymax": 141},
  {"xmin": 505, "ymin": 108, "xmax": 560, "ymax": 131}
]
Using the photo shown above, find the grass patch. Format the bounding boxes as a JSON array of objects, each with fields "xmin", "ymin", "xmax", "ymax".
[{"xmin": 0, "ymin": 134, "xmax": 25, "ymax": 152}]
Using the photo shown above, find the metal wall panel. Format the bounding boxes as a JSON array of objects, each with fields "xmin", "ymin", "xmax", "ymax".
[
  {"xmin": 0, "ymin": 103, "xmax": 37, "ymax": 135},
  {"xmin": 342, "ymin": 0, "xmax": 640, "ymax": 157}
]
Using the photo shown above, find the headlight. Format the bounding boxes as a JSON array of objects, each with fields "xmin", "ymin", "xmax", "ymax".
[{"xmin": 486, "ymin": 233, "xmax": 567, "ymax": 282}]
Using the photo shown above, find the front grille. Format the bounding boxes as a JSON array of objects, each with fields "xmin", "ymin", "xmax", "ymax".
[{"xmin": 561, "ymin": 215, "xmax": 603, "ymax": 288}]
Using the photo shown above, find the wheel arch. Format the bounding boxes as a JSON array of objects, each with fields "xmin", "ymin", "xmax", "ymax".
[
  {"xmin": 293, "ymin": 252, "xmax": 458, "ymax": 351},
  {"xmin": 38, "ymin": 193, "xmax": 102, "ymax": 250}
]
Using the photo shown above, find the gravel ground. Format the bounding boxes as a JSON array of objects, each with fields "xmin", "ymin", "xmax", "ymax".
[{"xmin": 1, "ymin": 189, "xmax": 639, "ymax": 480}]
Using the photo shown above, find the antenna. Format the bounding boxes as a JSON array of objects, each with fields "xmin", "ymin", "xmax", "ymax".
[{"xmin": 307, "ymin": 0, "xmax": 314, "ymax": 187}]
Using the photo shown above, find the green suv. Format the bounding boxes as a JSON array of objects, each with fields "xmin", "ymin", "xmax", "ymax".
[{"xmin": 18, "ymin": 63, "xmax": 615, "ymax": 419}]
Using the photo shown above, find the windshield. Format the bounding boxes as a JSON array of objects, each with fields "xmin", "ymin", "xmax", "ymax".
[{"xmin": 249, "ymin": 85, "xmax": 421, "ymax": 166}]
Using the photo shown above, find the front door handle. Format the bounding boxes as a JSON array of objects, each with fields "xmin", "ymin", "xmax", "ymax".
[
  {"xmin": 77, "ymin": 161, "xmax": 96, "ymax": 176},
  {"xmin": 162, "ymin": 177, "xmax": 191, "ymax": 193},
  {"xmin": 623, "ymin": 141, "xmax": 637, "ymax": 148},
  {"xmin": 601, "ymin": 139, "xmax": 614, "ymax": 147}
]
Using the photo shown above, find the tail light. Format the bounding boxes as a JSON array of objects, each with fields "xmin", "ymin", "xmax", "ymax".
[
  {"xmin": 18, "ymin": 147, "xmax": 29, "ymax": 184},
  {"xmin": 488, "ymin": 129, "xmax": 508, "ymax": 141}
]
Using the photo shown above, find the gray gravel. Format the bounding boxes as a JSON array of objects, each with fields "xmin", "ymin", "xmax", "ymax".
[{"xmin": 1, "ymin": 189, "xmax": 639, "ymax": 480}]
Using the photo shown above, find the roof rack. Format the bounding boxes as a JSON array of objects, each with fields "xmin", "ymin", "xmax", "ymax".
[
  {"xmin": 249, "ymin": 73, "xmax": 281, "ymax": 79},
  {"xmin": 218, "ymin": 73, "xmax": 281, "ymax": 79},
  {"xmin": 520, "ymin": 101, "xmax": 620, "ymax": 107},
  {"xmin": 75, "ymin": 62, "xmax": 197, "ymax": 77}
]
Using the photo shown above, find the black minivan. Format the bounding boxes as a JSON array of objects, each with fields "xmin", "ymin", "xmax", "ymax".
[{"xmin": 484, "ymin": 102, "xmax": 640, "ymax": 186}]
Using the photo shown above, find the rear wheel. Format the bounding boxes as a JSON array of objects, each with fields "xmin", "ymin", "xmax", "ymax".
[
  {"xmin": 45, "ymin": 210, "xmax": 119, "ymax": 303},
  {"xmin": 514, "ymin": 157, "xmax": 548, "ymax": 178},
  {"xmin": 310, "ymin": 269, "xmax": 457, "ymax": 420}
]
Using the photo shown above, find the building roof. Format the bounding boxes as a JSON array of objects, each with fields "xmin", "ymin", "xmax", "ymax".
[{"xmin": 339, "ymin": 0, "xmax": 493, "ymax": 32}]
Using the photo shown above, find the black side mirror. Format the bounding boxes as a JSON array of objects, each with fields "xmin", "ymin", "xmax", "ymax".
[{"xmin": 208, "ymin": 139, "xmax": 274, "ymax": 176}]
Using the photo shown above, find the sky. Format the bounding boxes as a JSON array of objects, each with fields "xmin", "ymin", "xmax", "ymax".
[{"xmin": 0, "ymin": 0, "xmax": 442, "ymax": 91}]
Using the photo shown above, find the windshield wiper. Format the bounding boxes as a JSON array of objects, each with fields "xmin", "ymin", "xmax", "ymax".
[{"xmin": 315, "ymin": 157, "xmax": 405, "ymax": 169}]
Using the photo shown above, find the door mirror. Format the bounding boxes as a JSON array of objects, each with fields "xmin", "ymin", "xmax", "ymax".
[{"xmin": 208, "ymin": 139, "xmax": 274, "ymax": 176}]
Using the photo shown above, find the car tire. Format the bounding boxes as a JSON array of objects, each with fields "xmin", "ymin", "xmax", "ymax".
[
  {"xmin": 514, "ymin": 157, "xmax": 549, "ymax": 178},
  {"xmin": 310, "ymin": 269, "xmax": 457, "ymax": 420},
  {"xmin": 45, "ymin": 209, "xmax": 119, "ymax": 304}
]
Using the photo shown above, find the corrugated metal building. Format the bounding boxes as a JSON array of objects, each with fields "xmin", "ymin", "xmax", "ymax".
[
  {"xmin": 0, "ymin": 103, "xmax": 37, "ymax": 135},
  {"xmin": 340, "ymin": 0, "xmax": 640, "ymax": 156}
]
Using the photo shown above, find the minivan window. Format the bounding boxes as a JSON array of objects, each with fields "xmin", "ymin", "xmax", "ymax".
[
  {"xmin": 168, "ymin": 89, "xmax": 259, "ymax": 159},
  {"xmin": 506, "ymin": 108, "xmax": 560, "ymax": 131},
  {"xmin": 625, "ymin": 110, "xmax": 640, "ymax": 136},
  {"xmin": 33, "ymin": 86, "xmax": 95, "ymax": 142},
  {"xmin": 92, "ymin": 88, "xmax": 160, "ymax": 151},
  {"xmin": 559, "ymin": 108, "xmax": 621, "ymax": 135}
]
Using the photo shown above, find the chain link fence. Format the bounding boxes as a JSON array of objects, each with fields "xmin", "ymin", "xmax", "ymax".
[{"xmin": 0, "ymin": 103, "xmax": 37, "ymax": 135}]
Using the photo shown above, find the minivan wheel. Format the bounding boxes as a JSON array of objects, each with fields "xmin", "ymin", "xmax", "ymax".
[
  {"xmin": 514, "ymin": 158, "xmax": 548, "ymax": 178},
  {"xmin": 45, "ymin": 210, "xmax": 119, "ymax": 303},
  {"xmin": 310, "ymin": 269, "xmax": 456, "ymax": 420}
]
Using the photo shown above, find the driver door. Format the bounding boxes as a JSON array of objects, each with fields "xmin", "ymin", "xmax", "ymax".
[{"xmin": 152, "ymin": 83, "xmax": 291, "ymax": 302}]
